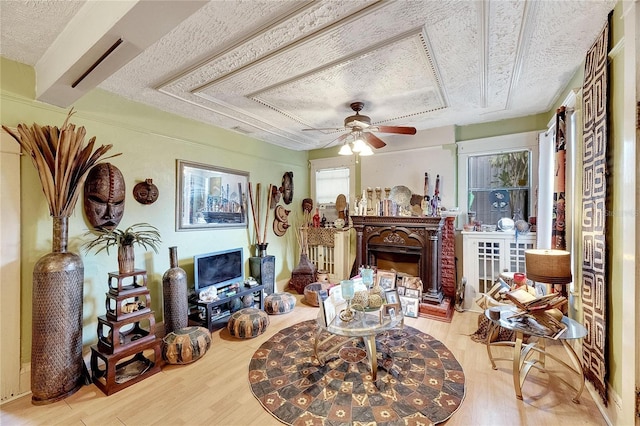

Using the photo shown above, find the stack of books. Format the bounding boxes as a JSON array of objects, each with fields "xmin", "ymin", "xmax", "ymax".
[{"xmin": 503, "ymin": 288, "xmax": 568, "ymax": 339}]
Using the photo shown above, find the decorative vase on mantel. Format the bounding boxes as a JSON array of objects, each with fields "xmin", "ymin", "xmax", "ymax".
[
  {"xmin": 31, "ymin": 216, "xmax": 86, "ymax": 404},
  {"xmin": 162, "ymin": 246, "xmax": 188, "ymax": 334}
]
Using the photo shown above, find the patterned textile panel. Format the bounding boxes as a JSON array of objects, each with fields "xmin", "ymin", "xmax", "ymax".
[{"xmin": 581, "ymin": 18, "xmax": 609, "ymax": 403}]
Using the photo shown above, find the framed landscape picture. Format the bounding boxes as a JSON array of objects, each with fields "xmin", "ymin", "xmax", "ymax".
[{"xmin": 375, "ymin": 270, "xmax": 396, "ymax": 291}]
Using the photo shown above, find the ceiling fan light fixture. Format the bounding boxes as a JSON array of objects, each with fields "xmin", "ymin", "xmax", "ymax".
[
  {"xmin": 338, "ymin": 142, "xmax": 353, "ymax": 156},
  {"xmin": 352, "ymin": 138, "xmax": 367, "ymax": 153},
  {"xmin": 359, "ymin": 144, "xmax": 374, "ymax": 156}
]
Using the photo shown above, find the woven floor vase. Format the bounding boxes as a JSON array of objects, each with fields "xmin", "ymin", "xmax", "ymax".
[
  {"xmin": 163, "ymin": 246, "xmax": 188, "ymax": 335},
  {"xmin": 31, "ymin": 216, "xmax": 85, "ymax": 405}
]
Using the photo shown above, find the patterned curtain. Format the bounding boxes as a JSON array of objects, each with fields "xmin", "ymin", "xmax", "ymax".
[
  {"xmin": 581, "ymin": 20, "xmax": 609, "ymax": 403},
  {"xmin": 552, "ymin": 107, "xmax": 566, "ymax": 250}
]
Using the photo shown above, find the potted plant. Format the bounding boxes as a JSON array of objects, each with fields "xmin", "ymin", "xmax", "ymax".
[{"xmin": 84, "ymin": 223, "xmax": 162, "ymax": 273}]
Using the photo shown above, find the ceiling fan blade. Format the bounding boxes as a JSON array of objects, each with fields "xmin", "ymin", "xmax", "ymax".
[
  {"xmin": 319, "ymin": 132, "xmax": 350, "ymax": 149},
  {"xmin": 302, "ymin": 127, "xmax": 344, "ymax": 132},
  {"xmin": 348, "ymin": 119, "xmax": 371, "ymax": 129},
  {"xmin": 363, "ymin": 132, "xmax": 386, "ymax": 149},
  {"xmin": 375, "ymin": 125, "xmax": 417, "ymax": 135}
]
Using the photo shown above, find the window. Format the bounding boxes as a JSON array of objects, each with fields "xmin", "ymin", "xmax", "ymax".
[
  {"xmin": 315, "ymin": 167, "xmax": 350, "ymax": 204},
  {"xmin": 309, "ymin": 157, "xmax": 356, "ymax": 207},
  {"xmin": 457, "ymin": 132, "xmax": 539, "ymax": 227},
  {"xmin": 468, "ymin": 150, "xmax": 530, "ymax": 225}
]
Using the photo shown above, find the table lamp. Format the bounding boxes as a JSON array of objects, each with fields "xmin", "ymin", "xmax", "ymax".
[{"xmin": 524, "ymin": 249, "xmax": 572, "ymax": 285}]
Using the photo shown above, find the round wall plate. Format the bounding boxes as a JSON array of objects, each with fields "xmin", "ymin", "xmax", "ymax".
[{"xmin": 497, "ymin": 217, "xmax": 514, "ymax": 231}]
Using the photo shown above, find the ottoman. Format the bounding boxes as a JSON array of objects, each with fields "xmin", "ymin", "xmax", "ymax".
[
  {"xmin": 162, "ymin": 326, "xmax": 211, "ymax": 364},
  {"xmin": 303, "ymin": 282, "xmax": 332, "ymax": 307},
  {"xmin": 227, "ymin": 308, "xmax": 269, "ymax": 339},
  {"xmin": 264, "ymin": 292, "xmax": 296, "ymax": 315}
]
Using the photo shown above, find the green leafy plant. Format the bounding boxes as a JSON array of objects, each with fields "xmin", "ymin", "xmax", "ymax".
[
  {"xmin": 83, "ymin": 223, "xmax": 161, "ymax": 255},
  {"xmin": 490, "ymin": 151, "xmax": 529, "ymax": 188}
]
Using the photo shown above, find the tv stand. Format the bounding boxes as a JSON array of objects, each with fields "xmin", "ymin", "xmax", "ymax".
[{"xmin": 188, "ymin": 284, "xmax": 266, "ymax": 331}]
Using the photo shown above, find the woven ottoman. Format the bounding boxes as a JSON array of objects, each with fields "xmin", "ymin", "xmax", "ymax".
[
  {"xmin": 264, "ymin": 292, "xmax": 296, "ymax": 315},
  {"xmin": 227, "ymin": 308, "xmax": 269, "ymax": 339},
  {"xmin": 303, "ymin": 282, "xmax": 332, "ymax": 307},
  {"xmin": 162, "ymin": 326, "xmax": 211, "ymax": 364}
]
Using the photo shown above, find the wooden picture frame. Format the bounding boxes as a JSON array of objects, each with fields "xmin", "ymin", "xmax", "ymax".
[
  {"xmin": 402, "ymin": 276, "xmax": 422, "ymax": 291},
  {"xmin": 375, "ymin": 270, "xmax": 396, "ymax": 291},
  {"xmin": 385, "ymin": 289, "xmax": 399, "ymax": 304},
  {"xmin": 381, "ymin": 303, "xmax": 401, "ymax": 322},
  {"xmin": 399, "ymin": 295, "xmax": 419, "ymax": 318},
  {"xmin": 405, "ymin": 288, "xmax": 421, "ymax": 299},
  {"xmin": 396, "ymin": 286, "xmax": 406, "ymax": 296},
  {"xmin": 176, "ymin": 160, "xmax": 248, "ymax": 231}
]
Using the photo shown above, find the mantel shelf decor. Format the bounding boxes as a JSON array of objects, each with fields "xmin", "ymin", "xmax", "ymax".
[{"xmin": 2, "ymin": 109, "xmax": 120, "ymax": 404}]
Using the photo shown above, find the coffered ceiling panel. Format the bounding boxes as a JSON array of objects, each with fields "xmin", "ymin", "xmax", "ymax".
[{"xmin": 0, "ymin": 0, "xmax": 617, "ymax": 151}]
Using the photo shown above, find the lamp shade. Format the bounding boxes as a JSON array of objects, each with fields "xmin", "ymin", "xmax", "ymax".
[
  {"xmin": 338, "ymin": 143, "xmax": 352, "ymax": 155},
  {"xmin": 524, "ymin": 249, "xmax": 572, "ymax": 284}
]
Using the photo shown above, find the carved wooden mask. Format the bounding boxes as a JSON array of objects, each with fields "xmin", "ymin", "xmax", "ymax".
[{"xmin": 84, "ymin": 163, "xmax": 125, "ymax": 229}]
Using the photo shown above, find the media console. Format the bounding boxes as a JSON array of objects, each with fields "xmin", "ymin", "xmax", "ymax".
[{"xmin": 188, "ymin": 283, "xmax": 266, "ymax": 331}]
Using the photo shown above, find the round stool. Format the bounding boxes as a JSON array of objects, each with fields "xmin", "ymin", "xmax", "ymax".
[
  {"xmin": 303, "ymin": 282, "xmax": 332, "ymax": 306},
  {"xmin": 227, "ymin": 308, "xmax": 269, "ymax": 339},
  {"xmin": 264, "ymin": 292, "xmax": 296, "ymax": 315},
  {"xmin": 162, "ymin": 326, "xmax": 211, "ymax": 364}
]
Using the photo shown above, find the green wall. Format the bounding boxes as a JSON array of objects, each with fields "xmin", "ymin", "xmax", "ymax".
[{"xmin": 1, "ymin": 57, "xmax": 309, "ymax": 363}]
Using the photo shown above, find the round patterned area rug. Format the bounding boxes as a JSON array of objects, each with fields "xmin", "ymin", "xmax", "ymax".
[{"xmin": 248, "ymin": 320, "xmax": 465, "ymax": 425}]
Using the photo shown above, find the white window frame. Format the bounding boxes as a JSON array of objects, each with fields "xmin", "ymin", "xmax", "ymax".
[
  {"xmin": 457, "ymin": 131, "xmax": 539, "ymax": 228},
  {"xmin": 309, "ymin": 156, "xmax": 356, "ymax": 206}
]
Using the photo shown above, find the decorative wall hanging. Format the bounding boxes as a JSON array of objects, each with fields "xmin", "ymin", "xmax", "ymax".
[
  {"xmin": 280, "ymin": 171, "xmax": 293, "ymax": 204},
  {"xmin": 552, "ymin": 106, "xmax": 567, "ymax": 250},
  {"xmin": 580, "ymin": 19, "xmax": 609, "ymax": 403},
  {"xmin": 2, "ymin": 109, "xmax": 120, "ymax": 404},
  {"xmin": 84, "ymin": 163, "xmax": 125, "ymax": 230},
  {"xmin": 133, "ymin": 178, "xmax": 159, "ymax": 205},
  {"xmin": 273, "ymin": 205, "xmax": 290, "ymax": 237},
  {"xmin": 176, "ymin": 160, "xmax": 248, "ymax": 230},
  {"xmin": 270, "ymin": 184, "xmax": 281, "ymax": 209}
]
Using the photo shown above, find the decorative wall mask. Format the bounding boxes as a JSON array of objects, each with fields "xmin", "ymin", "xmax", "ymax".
[
  {"xmin": 302, "ymin": 198, "xmax": 313, "ymax": 214},
  {"xmin": 270, "ymin": 184, "xmax": 281, "ymax": 209},
  {"xmin": 84, "ymin": 163, "xmax": 125, "ymax": 229},
  {"xmin": 133, "ymin": 178, "xmax": 159, "ymax": 205},
  {"xmin": 280, "ymin": 171, "xmax": 293, "ymax": 205}
]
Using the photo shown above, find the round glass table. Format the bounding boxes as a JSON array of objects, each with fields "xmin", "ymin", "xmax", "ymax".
[
  {"xmin": 314, "ymin": 308, "xmax": 403, "ymax": 381},
  {"xmin": 484, "ymin": 305, "xmax": 587, "ymax": 403}
]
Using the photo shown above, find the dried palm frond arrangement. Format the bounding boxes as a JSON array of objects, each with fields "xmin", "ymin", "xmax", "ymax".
[
  {"xmin": 2, "ymin": 109, "xmax": 121, "ymax": 217},
  {"xmin": 292, "ymin": 210, "xmax": 312, "ymax": 256}
]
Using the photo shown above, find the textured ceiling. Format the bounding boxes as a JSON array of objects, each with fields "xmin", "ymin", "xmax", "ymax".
[{"xmin": 0, "ymin": 0, "xmax": 616, "ymax": 151}]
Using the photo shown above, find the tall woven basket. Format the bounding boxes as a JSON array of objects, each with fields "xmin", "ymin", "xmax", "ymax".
[{"xmin": 31, "ymin": 217, "xmax": 85, "ymax": 404}]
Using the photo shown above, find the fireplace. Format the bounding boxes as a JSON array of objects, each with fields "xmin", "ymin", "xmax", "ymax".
[{"xmin": 351, "ymin": 215, "xmax": 444, "ymax": 304}]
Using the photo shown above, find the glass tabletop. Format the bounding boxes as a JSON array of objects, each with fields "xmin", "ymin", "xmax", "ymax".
[
  {"xmin": 317, "ymin": 309, "xmax": 403, "ymax": 338},
  {"xmin": 485, "ymin": 305, "xmax": 587, "ymax": 340}
]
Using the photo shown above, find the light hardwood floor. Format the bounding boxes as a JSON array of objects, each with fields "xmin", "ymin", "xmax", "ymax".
[{"xmin": 1, "ymin": 294, "xmax": 606, "ymax": 425}]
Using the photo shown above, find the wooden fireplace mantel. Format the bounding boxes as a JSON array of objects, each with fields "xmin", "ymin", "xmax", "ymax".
[{"xmin": 350, "ymin": 215, "xmax": 445, "ymax": 304}]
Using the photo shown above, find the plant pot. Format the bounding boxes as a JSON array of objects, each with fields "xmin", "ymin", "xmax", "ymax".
[{"xmin": 118, "ymin": 245, "xmax": 135, "ymax": 273}]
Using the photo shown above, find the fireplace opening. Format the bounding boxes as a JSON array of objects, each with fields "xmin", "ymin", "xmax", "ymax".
[{"xmin": 368, "ymin": 247, "xmax": 421, "ymax": 284}]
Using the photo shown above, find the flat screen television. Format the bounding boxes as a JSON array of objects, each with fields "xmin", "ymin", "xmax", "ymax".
[{"xmin": 194, "ymin": 248, "xmax": 244, "ymax": 293}]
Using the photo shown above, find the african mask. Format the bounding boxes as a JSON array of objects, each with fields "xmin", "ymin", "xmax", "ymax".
[
  {"xmin": 84, "ymin": 163, "xmax": 125, "ymax": 229},
  {"xmin": 133, "ymin": 179, "xmax": 159, "ymax": 205}
]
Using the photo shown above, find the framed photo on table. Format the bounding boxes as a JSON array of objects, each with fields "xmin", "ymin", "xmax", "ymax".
[
  {"xmin": 399, "ymin": 296, "xmax": 419, "ymax": 318},
  {"xmin": 381, "ymin": 303, "xmax": 401, "ymax": 322},
  {"xmin": 405, "ymin": 288, "xmax": 421, "ymax": 299},
  {"xmin": 376, "ymin": 270, "xmax": 396, "ymax": 291},
  {"xmin": 385, "ymin": 289, "xmax": 399, "ymax": 304}
]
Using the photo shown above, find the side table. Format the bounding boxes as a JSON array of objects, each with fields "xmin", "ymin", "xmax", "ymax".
[{"xmin": 484, "ymin": 305, "xmax": 587, "ymax": 403}]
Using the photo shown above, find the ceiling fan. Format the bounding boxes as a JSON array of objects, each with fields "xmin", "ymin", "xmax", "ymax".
[{"xmin": 302, "ymin": 101, "xmax": 417, "ymax": 150}]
